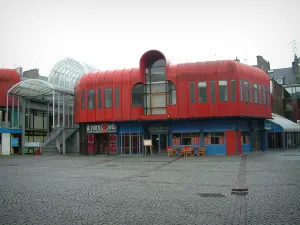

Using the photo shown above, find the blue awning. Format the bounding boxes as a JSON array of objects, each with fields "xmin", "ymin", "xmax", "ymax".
[{"xmin": 267, "ymin": 113, "xmax": 300, "ymax": 132}]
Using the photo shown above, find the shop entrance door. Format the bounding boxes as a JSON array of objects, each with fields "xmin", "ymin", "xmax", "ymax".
[
  {"xmin": 252, "ymin": 130, "xmax": 263, "ymax": 152},
  {"xmin": 95, "ymin": 134, "xmax": 109, "ymax": 154},
  {"xmin": 151, "ymin": 133, "xmax": 168, "ymax": 154}
]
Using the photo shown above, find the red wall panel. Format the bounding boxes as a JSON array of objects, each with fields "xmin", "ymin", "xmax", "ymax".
[
  {"xmin": 226, "ymin": 130, "xmax": 236, "ymax": 155},
  {"xmin": 0, "ymin": 69, "xmax": 21, "ymax": 107}
]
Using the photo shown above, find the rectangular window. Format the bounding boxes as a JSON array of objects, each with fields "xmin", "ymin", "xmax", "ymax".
[
  {"xmin": 259, "ymin": 85, "xmax": 263, "ymax": 104},
  {"xmin": 242, "ymin": 131, "xmax": 250, "ymax": 144},
  {"xmin": 249, "ymin": 82, "xmax": 252, "ymax": 103},
  {"xmin": 198, "ymin": 81, "xmax": 207, "ymax": 103},
  {"xmin": 240, "ymin": 80, "xmax": 243, "ymax": 101},
  {"xmin": 263, "ymin": 86, "xmax": 266, "ymax": 104},
  {"xmin": 204, "ymin": 132, "xmax": 225, "ymax": 145},
  {"xmin": 244, "ymin": 81, "xmax": 249, "ymax": 102},
  {"xmin": 190, "ymin": 82, "xmax": 195, "ymax": 104},
  {"xmin": 210, "ymin": 81, "xmax": 216, "ymax": 102},
  {"xmin": 98, "ymin": 88, "xmax": 102, "ymax": 108},
  {"xmin": 115, "ymin": 87, "xmax": 120, "ymax": 108},
  {"xmin": 218, "ymin": 80, "xmax": 228, "ymax": 102},
  {"xmin": 105, "ymin": 88, "xmax": 112, "ymax": 108},
  {"xmin": 81, "ymin": 90, "xmax": 85, "ymax": 109},
  {"xmin": 254, "ymin": 84, "xmax": 258, "ymax": 103},
  {"xmin": 88, "ymin": 90, "xmax": 95, "ymax": 109},
  {"xmin": 172, "ymin": 133, "xmax": 201, "ymax": 145},
  {"xmin": 231, "ymin": 80, "xmax": 236, "ymax": 101},
  {"xmin": 266, "ymin": 86, "xmax": 270, "ymax": 105}
]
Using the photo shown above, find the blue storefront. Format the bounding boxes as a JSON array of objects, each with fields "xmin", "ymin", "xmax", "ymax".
[
  {"xmin": 112, "ymin": 118, "xmax": 267, "ymax": 156},
  {"xmin": 82, "ymin": 118, "xmax": 269, "ymax": 156}
]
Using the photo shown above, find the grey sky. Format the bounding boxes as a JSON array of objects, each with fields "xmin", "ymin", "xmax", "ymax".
[{"xmin": 0, "ymin": 0, "xmax": 299, "ymax": 76}]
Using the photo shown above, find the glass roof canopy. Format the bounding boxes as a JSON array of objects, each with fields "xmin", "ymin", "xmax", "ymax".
[
  {"xmin": 7, "ymin": 58, "xmax": 98, "ymax": 102},
  {"xmin": 48, "ymin": 58, "xmax": 98, "ymax": 89}
]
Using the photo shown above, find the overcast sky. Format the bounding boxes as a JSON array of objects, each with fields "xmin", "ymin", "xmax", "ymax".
[{"xmin": 0, "ymin": 0, "xmax": 299, "ymax": 76}]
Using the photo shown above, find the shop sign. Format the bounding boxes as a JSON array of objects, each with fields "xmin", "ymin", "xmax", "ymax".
[
  {"xmin": 86, "ymin": 124, "xmax": 117, "ymax": 133},
  {"xmin": 11, "ymin": 138, "xmax": 19, "ymax": 147},
  {"xmin": 148, "ymin": 125, "xmax": 169, "ymax": 133}
]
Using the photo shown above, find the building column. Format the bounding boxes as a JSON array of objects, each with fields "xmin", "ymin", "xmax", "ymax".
[
  {"xmin": 67, "ymin": 95, "xmax": 70, "ymax": 128},
  {"xmin": 62, "ymin": 94, "xmax": 66, "ymax": 155},
  {"xmin": 21, "ymin": 98, "xmax": 26, "ymax": 155},
  {"xmin": 71, "ymin": 105, "xmax": 74, "ymax": 127},
  {"xmin": 57, "ymin": 92, "xmax": 60, "ymax": 128},
  {"xmin": 5, "ymin": 94, "xmax": 9, "ymax": 128},
  {"xmin": 52, "ymin": 90, "xmax": 55, "ymax": 129},
  {"xmin": 47, "ymin": 103, "xmax": 50, "ymax": 135},
  {"xmin": 17, "ymin": 97, "xmax": 20, "ymax": 128},
  {"xmin": 27, "ymin": 100, "xmax": 30, "ymax": 129},
  {"xmin": 11, "ymin": 97, "xmax": 15, "ymax": 128}
]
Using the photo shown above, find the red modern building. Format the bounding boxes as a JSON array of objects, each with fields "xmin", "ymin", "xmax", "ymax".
[
  {"xmin": 74, "ymin": 50, "xmax": 272, "ymax": 156},
  {"xmin": 0, "ymin": 69, "xmax": 21, "ymax": 127}
]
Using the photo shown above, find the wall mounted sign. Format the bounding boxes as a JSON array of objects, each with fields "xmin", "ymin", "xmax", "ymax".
[
  {"xmin": 148, "ymin": 126, "xmax": 169, "ymax": 133},
  {"xmin": 11, "ymin": 138, "xmax": 19, "ymax": 147},
  {"xmin": 87, "ymin": 124, "xmax": 117, "ymax": 133}
]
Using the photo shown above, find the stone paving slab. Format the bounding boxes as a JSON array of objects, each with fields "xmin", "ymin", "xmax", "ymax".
[{"xmin": 0, "ymin": 151, "xmax": 300, "ymax": 224}]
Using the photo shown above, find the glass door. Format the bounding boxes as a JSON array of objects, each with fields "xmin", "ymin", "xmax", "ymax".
[
  {"xmin": 151, "ymin": 133, "xmax": 168, "ymax": 154},
  {"xmin": 151, "ymin": 134, "xmax": 159, "ymax": 154}
]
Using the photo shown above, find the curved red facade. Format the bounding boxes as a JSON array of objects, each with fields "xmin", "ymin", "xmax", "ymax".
[
  {"xmin": 0, "ymin": 69, "xmax": 20, "ymax": 107},
  {"xmin": 74, "ymin": 50, "xmax": 271, "ymax": 124}
]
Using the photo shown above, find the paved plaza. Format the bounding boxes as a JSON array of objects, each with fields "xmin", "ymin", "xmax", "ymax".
[{"xmin": 0, "ymin": 151, "xmax": 300, "ymax": 225}]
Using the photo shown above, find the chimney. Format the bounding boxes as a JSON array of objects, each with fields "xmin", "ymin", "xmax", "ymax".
[
  {"xmin": 235, "ymin": 57, "xmax": 240, "ymax": 62},
  {"xmin": 256, "ymin": 55, "xmax": 270, "ymax": 73},
  {"xmin": 292, "ymin": 54, "xmax": 299, "ymax": 74}
]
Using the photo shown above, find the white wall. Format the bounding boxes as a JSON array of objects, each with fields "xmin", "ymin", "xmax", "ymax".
[{"xmin": 1, "ymin": 133, "xmax": 11, "ymax": 155}]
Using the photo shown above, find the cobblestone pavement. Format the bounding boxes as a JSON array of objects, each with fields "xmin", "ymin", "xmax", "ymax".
[{"xmin": 0, "ymin": 151, "xmax": 300, "ymax": 225}]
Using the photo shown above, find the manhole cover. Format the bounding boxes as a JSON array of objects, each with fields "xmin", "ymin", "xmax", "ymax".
[
  {"xmin": 196, "ymin": 193, "xmax": 225, "ymax": 198},
  {"xmin": 106, "ymin": 165, "xmax": 118, "ymax": 167}
]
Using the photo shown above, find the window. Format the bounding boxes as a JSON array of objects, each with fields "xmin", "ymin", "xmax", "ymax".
[
  {"xmin": 98, "ymin": 88, "xmax": 102, "ymax": 108},
  {"xmin": 244, "ymin": 81, "xmax": 249, "ymax": 102},
  {"xmin": 88, "ymin": 90, "xmax": 95, "ymax": 109},
  {"xmin": 263, "ymin": 86, "xmax": 266, "ymax": 104},
  {"xmin": 190, "ymin": 82, "xmax": 195, "ymax": 104},
  {"xmin": 167, "ymin": 81, "xmax": 176, "ymax": 105},
  {"xmin": 198, "ymin": 82, "xmax": 207, "ymax": 103},
  {"xmin": 277, "ymin": 78, "xmax": 283, "ymax": 84},
  {"xmin": 132, "ymin": 83, "xmax": 144, "ymax": 106},
  {"xmin": 144, "ymin": 58, "xmax": 167, "ymax": 115},
  {"xmin": 242, "ymin": 131, "xmax": 250, "ymax": 144},
  {"xmin": 254, "ymin": 84, "xmax": 258, "ymax": 103},
  {"xmin": 249, "ymin": 83, "xmax": 252, "ymax": 103},
  {"xmin": 115, "ymin": 87, "xmax": 120, "ymax": 108},
  {"xmin": 105, "ymin": 88, "xmax": 112, "ymax": 108},
  {"xmin": 81, "ymin": 90, "xmax": 85, "ymax": 109},
  {"xmin": 218, "ymin": 80, "xmax": 228, "ymax": 102},
  {"xmin": 266, "ymin": 86, "xmax": 270, "ymax": 105},
  {"xmin": 204, "ymin": 132, "xmax": 225, "ymax": 144},
  {"xmin": 172, "ymin": 133, "xmax": 200, "ymax": 145},
  {"xmin": 240, "ymin": 80, "xmax": 243, "ymax": 101},
  {"xmin": 231, "ymin": 80, "xmax": 236, "ymax": 101},
  {"xmin": 259, "ymin": 85, "xmax": 263, "ymax": 104},
  {"xmin": 210, "ymin": 81, "xmax": 216, "ymax": 102}
]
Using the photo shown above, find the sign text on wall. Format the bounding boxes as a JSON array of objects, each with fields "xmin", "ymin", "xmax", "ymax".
[{"xmin": 87, "ymin": 124, "xmax": 117, "ymax": 133}]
